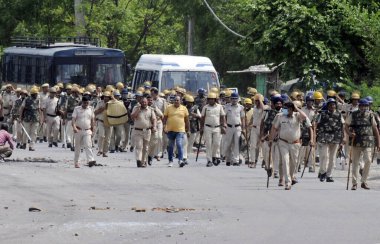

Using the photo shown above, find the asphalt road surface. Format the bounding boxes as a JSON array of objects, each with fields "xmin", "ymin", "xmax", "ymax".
[{"xmin": 1, "ymin": 144, "xmax": 380, "ymax": 244}]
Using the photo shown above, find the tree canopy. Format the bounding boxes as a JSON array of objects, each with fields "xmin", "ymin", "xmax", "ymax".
[{"xmin": 0, "ymin": 0, "xmax": 379, "ymax": 90}]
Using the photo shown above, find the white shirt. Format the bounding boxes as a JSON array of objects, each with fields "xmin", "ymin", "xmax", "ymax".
[{"xmin": 72, "ymin": 105, "xmax": 94, "ymax": 130}]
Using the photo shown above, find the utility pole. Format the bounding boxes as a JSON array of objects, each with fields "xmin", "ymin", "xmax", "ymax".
[
  {"xmin": 187, "ymin": 16, "xmax": 194, "ymax": 55},
  {"xmin": 74, "ymin": 0, "xmax": 86, "ymax": 37}
]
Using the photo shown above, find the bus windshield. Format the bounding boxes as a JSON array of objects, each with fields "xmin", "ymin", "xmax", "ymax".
[
  {"xmin": 56, "ymin": 64, "xmax": 86, "ymax": 84},
  {"xmin": 94, "ymin": 63, "xmax": 124, "ymax": 85},
  {"xmin": 161, "ymin": 71, "xmax": 218, "ymax": 94}
]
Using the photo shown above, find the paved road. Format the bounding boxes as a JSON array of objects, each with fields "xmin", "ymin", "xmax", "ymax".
[{"xmin": 1, "ymin": 144, "xmax": 380, "ymax": 244}]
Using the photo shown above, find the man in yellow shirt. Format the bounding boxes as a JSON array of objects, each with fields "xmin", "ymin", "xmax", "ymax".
[{"xmin": 163, "ymin": 96, "xmax": 190, "ymax": 167}]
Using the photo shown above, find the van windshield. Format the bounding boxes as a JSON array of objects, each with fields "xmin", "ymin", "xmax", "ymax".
[{"xmin": 161, "ymin": 71, "xmax": 218, "ymax": 94}]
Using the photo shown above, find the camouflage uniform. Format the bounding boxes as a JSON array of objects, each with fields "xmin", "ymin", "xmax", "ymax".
[
  {"xmin": 20, "ymin": 96, "xmax": 41, "ymax": 150},
  {"xmin": 346, "ymin": 110, "xmax": 377, "ymax": 186},
  {"xmin": 62, "ymin": 95, "xmax": 81, "ymax": 148},
  {"xmin": 316, "ymin": 110, "xmax": 344, "ymax": 179},
  {"xmin": 10, "ymin": 96, "xmax": 25, "ymax": 145}
]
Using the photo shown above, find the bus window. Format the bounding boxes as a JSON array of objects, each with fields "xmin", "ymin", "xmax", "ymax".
[
  {"xmin": 56, "ymin": 64, "xmax": 86, "ymax": 83},
  {"xmin": 133, "ymin": 70, "xmax": 159, "ymax": 90},
  {"xmin": 94, "ymin": 63, "xmax": 123, "ymax": 85},
  {"xmin": 161, "ymin": 71, "xmax": 218, "ymax": 94}
]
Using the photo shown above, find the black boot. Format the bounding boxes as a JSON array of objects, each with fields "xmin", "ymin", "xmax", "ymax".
[{"xmin": 148, "ymin": 156, "xmax": 152, "ymax": 166}]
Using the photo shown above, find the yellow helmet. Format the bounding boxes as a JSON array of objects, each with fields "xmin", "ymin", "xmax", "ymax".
[
  {"xmin": 313, "ymin": 91, "xmax": 323, "ymax": 100},
  {"xmin": 248, "ymin": 87, "xmax": 258, "ymax": 95},
  {"xmin": 143, "ymin": 81, "xmax": 152, "ymax": 87},
  {"xmin": 210, "ymin": 87, "xmax": 219, "ymax": 93},
  {"xmin": 116, "ymin": 82, "xmax": 124, "ymax": 90},
  {"xmin": 15, "ymin": 87, "xmax": 22, "ymax": 92},
  {"xmin": 293, "ymin": 101, "xmax": 302, "ymax": 109},
  {"xmin": 207, "ymin": 92, "xmax": 217, "ymax": 99},
  {"xmin": 102, "ymin": 91, "xmax": 111, "ymax": 97},
  {"xmin": 170, "ymin": 90, "xmax": 177, "ymax": 96},
  {"xmin": 66, "ymin": 84, "xmax": 73, "ymax": 90},
  {"xmin": 137, "ymin": 87, "xmax": 145, "ymax": 93},
  {"xmin": 56, "ymin": 82, "xmax": 64, "ymax": 89},
  {"xmin": 254, "ymin": 93, "xmax": 264, "ymax": 102},
  {"xmin": 79, "ymin": 88, "xmax": 85, "ymax": 94},
  {"xmin": 41, "ymin": 83, "xmax": 49, "ymax": 88},
  {"xmin": 225, "ymin": 90, "xmax": 232, "ymax": 98},
  {"xmin": 270, "ymin": 90, "xmax": 279, "ymax": 96},
  {"xmin": 163, "ymin": 89, "xmax": 170, "ymax": 95},
  {"xmin": 176, "ymin": 87, "xmax": 186, "ymax": 95},
  {"xmin": 290, "ymin": 91, "xmax": 299, "ymax": 100},
  {"xmin": 244, "ymin": 98, "xmax": 253, "ymax": 105},
  {"xmin": 30, "ymin": 87, "xmax": 39, "ymax": 94},
  {"xmin": 144, "ymin": 90, "xmax": 151, "ymax": 95},
  {"xmin": 327, "ymin": 90, "xmax": 336, "ymax": 97},
  {"xmin": 351, "ymin": 92, "xmax": 360, "ymax": 99},
  {"xmin": 159, "ymin": 92, "xmax": 165, "ymax": 97},
  {"xmin": 185, "ymin": 95, "xmax": 194, "ymax": 103}
]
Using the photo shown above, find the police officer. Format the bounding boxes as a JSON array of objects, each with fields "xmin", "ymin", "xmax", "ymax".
[
  {"xmin": 151, "ymin": 87, "xmax": 167, "ymax": 159},
  {"xmin": 94, "ymin": 91, "xmax": 111, "ymax": 156},
  {"xmin": 19, "ymin": 87, "xmax": 42, "ymax": 151},
  {"xmin": 10, "ymin": 89, "xmax": 27, "ymax": 147},
  {"xmin": 38, "ymin": 83, "xmax": 50, "ymax": 142},
  {"xmin": 1, "ymin": 84, "xmax": 15, "ymax": 122},
  {"xmin": 248, "ymin": 94, "xmax": 265, "ymax": 168},
  {"xmin": 261, "ymin": 96, "xmax": 283, "ymax": 183},
  {"xmin": 147, "ymin": 95, "xmax": 163, "ymax": 165},
  {"xmin": 61, "ymin": 86, "xmax": 81, "ymax": 150},
  {"xmin": 131, "ymin": 97, "xmax": 156, "ymax": 167},
  {"xmin": 43, "ymin": 87, "xmax": 60, "ymax": 147},
  {"xmin": 183, "ymin": 95, "xmax": 201, "ymax": 162},
  {"xmin": 201, "ymin": 92, "xmax": 226, "ymax": 167},
  {"xmin": 269, "ymin": 101, "xmax": 307, "ymax": 190},
  {"xmin": 314, "ymin": 98, "xmax": 346, "ymax": 182},
  {"xmin": 195, "ymin": 88, "xmax": 207, "ymax": 111},
  {"xmin": 120, "ymin": 88, "xmax": 131, "ymax": 152},
  {"xmin": 299, "ymin": 95, "xmax": 316, "ymax": 172},
  {"xmin": 223, "ymin": 92, "xmax": 245, "ymax": 166},
  {"xmin": 345, "ymin": 99, "xmax": 380, "ymax": 190}
]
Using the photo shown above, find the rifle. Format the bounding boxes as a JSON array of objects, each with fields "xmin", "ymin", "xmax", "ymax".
[
  {"xmin": 244, "ymin": 109, "xmax": 250, "ymax": 166},
  {"xmin": 301, "ymin": 145, "xmax": 313, "ymax": 178},
  {"xmin": 346, "ymin": 135, "xmax": 355, "ymax": 190},
  {"xmin": 267, "ymin": 142, "xmax": 272, "ymax": 188}
]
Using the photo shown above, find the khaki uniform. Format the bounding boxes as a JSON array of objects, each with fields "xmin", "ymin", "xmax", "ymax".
[
  {"xmin": 202, "ymin": 104, "xmax": 225, "ymax": 163},
  {"xmin": 132, "ymin": 106, "xmax": 156, "ymax": 166},
  {"xmin": 249, "ymin": 107, "xmax": 264, "ymax": 163},
  {"xmin": 10, "ymin": 96, "xmax": 24, "ymax": 144},
  {"xmin": 62, "ymin": 95, "xmax": 81, "ymax": 147},
  {"xmin": 223, "ymin": 103, "xmax": 244, "ymax": 164},
  {"xmin": 94, "ymin": 100, "xmax": 106, "ymax": 153},
  {"xmin": 72, "ymin": 105, "xmax": 95, "ymax": 164},
  {"xmin": 298, "ymin": 107, "xmax": 316, "ymax": 170},
  {"xmin": 20, "ymin": 97, "xmax": 41, "ymax": 149},
  {"xmin": 184, "ymin": 105, "xmax": 201, "ymax": 159},
  {"xmin": 153, "ymin": 97, "xmax": 167, "ymax": 156},
  {"xmin": 262, "ymin": 109, "xmax": 282, "ymax": 177},
  {"xmin": 43, "ymin": 97, "xmax": 60, "ymax": 144},
  {"xmin": 38, "ymin": 92, "xmax": 49, "ymax": 140},
  {"xmin": 346, "ymin": 111, "xmax": 377, "ymax": 185},
  {"xmin": 148, "ymin": 106, "xmax": 163, "ymax": 158},
  {"xmin": 273, "ymin": 112, "xmax": 303, "ymax": 186}
]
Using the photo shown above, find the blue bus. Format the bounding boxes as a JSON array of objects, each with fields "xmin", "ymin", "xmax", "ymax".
[{"xmin": 1, "ymin": 37, "xmax": 129, "ymax": 88}]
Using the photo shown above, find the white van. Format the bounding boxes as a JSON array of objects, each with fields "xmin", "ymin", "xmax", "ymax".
[{"xmin": 132, "ymin": 54, "xmax": 220, "ymax": 94}]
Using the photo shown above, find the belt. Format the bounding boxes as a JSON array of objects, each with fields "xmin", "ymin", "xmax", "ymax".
[
  {"xmin": 205, "ymin": 124, "xmax": 220, "ymax": 128},
  {"xmin": 135, "ymin": 128, "xmax": 151, "ymax": 131},
  {"xmin": 279, "ymin": 138, "xmax": 300, "ymax": 144},
  {"xmin": 227, "ymin": 124, "xmax": 240, "ymax": 128},
  {"xmin": 47, "ymin": 113, "xmax": 57, "ymax": 117},
  {"xmin": 76, "ymin": 126, "xmax": 91, "ymax": 130}
]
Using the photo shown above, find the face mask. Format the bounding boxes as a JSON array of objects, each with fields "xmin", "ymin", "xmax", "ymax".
[{"xmin": 282, "ymin": 108, "xmax": 288, "ymax": 116}]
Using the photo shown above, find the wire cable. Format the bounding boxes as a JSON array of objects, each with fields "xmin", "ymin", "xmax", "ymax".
[{"xmin": 202, "ymin": 0, "xmax": 246, "ymax": 39}]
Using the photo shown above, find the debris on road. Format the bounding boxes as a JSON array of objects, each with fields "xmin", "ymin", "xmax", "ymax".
[
  {"xmin": 29, "ymin": 207, "xmax": 41, "ymax": 212},
  {"xmin": 89, "ymin": 206, "xmax": 110, "ymax": 210}
]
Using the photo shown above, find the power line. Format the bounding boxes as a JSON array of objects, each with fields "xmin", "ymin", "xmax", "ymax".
[{"xmin": 202, "ymin": 0, "xmax": 246, "ymax": 39}]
